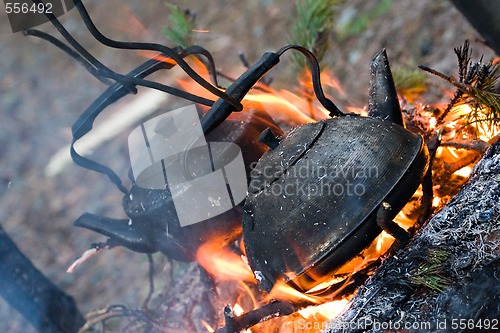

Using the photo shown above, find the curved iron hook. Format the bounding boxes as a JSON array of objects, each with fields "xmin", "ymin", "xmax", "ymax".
[
  {"xmin": 277, "ymin": 45, "xmax": 343, "ymax": 117},
  {"xmin": 67, "ymin": 0, "xmax": 242, "ymax": 110},
  {"xmin": 201, "ymin": 46, "xmax": 343, "ymax": 136},
  {"xmin": 23, "ymin": 29, "xmax": 114, "ymax": 86},
  {"xmin": 29, "ymin": 0, "xmax": 238, "ymax": 108}
]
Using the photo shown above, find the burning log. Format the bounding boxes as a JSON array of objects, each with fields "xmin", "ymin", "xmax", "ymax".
[
  {"xmin": 156, "ymin": 264, "xmax": 218, "ymax": 332},
  {"xmin": 216, "ymin": 301, "xmax": 302, "ymax": 333},
  {"xmin": 324, "ymin": 139, "xmax": 500, "ymax": 332}
]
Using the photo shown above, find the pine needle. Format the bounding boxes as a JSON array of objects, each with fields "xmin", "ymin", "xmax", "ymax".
[
  {"xmin": 407, "ymin": 247, "xmax": 451, "ymax": 293},
  {"xmin": 392, "ymin": 67, "xmax": 429, "ymax": 102},
  {"xmin": 162, "ymin": 4, "xmax": 196, "ymax": 48},
  {"xmin": 393, "ymin": 67, "xmax": 429, "ymax": 91},
  {"xmin": 408, "ymin": 265, "xmax": 451, "ymax": 293}
]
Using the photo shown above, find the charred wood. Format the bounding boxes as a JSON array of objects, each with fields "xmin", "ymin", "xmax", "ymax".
[{"xmin": 325, "ymin": 139, "xmax": 500, "ymax": 332}]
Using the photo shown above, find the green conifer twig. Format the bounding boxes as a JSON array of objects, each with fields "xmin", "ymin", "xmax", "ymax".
[{"xmin": 419, "ymin": 41, "xmax": 500, "ymax": 130}]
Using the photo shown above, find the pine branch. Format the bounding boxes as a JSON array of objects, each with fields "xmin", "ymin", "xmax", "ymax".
[
  {"xmin": 289, "ymin": 0, "xmax": 343, "ymax": 70},
  {"xmin": 455, "ymin": 40, "xmax": 471, "ymax": 83},
  {"xmin": 419, "ymin": 40, "xmax": 500, "ymax": 129}
]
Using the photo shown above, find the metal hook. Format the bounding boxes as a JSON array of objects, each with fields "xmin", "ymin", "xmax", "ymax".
[{"xmin": 277, "ymin": 45, "xmax": 344, "ymax": 117}]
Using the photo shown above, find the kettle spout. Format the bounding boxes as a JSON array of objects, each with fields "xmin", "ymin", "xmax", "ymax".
[
  {"xmin": 75, "ymin": 213, "xmax": 157, "ymax": 253},
  {"xmin": 368, "ymin": 49, "xmax": 405, "ymax": 127}
]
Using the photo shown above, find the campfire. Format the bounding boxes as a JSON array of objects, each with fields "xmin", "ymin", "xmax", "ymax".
[
  {"xmin": 66, "ymin": 18, "xmax": 498, "ymax": 333},
  {"xmin": 8, "ymin": 1, "xmax": 498, "ymax": 333},
  {"xmin": 169, "ymin": 48, "xmax": 499, "ymax": 333}
]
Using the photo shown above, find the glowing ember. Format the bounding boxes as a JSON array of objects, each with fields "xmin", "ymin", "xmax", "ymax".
[
  {"xmin": 454, "ymin": 166, "xmax": 472, "ymax": 178},
  {"xmin": 429, "ymin": 117, "xmax": 437, "ymax": 129},
  {"xmin": 233, "ymin": 303, "xmax": 245, "ymax": 316},
  {"xmin": 432, "ymin": 196, "xmax": 442, "ymax": 208},
  {"xmin": 298, "ymin": 299, "xmax": 349, "ymax": 320},
  {"xmin": 376, "ymin": 231, "xmax": 393, "ymax": 253}
]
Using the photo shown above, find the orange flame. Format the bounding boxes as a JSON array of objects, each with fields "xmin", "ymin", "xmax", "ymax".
[
  {"xmin": 298, "ymin": 299, "xmax": 349, "ymax": 320},
  {"xmin": 110, "ymin": 6, "xmax": 148, "ymax": 38},
  {"xmin": 196, "ymin": 242, "xmax": 256, "ymax": 283},
  {"xmin": 266, "ymin": 280, "xmax": 324, "ymax": 304},
  {"xmin": 135, "ymin": 50, "xmax": 178, "ymax": 66},
  {"xmin": 200, "ymin": 320, "xmax": 214, "ymax": 333}
]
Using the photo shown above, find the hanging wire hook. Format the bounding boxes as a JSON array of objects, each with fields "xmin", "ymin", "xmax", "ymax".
[
  {"xmin": 25, "ymin": 1, "xmax": 343, "ymax": 193},
  {"xmin": 68, "ymin": 54, "xmax": 222, "ymax": 194},
  {"xmin": 276, "ymin": 45, "xmax": 344, "ymax": 117},
  {"xmin": 201, "ymin": 45, "xmax": 343, "ymax": 135},
  {"xmin": 23, "ymin": 29, "xmax": 114, "ymax": 86},
  {"xmin": 23, "ymin": 0, "xmax": 241, "ymax": 193},
  {"xmin": 23, "ymin": 28, "xmax": 223, "ymax": 107},
  {"xmin": 29, "ymin": 0, "xmax": 241, "ymax": 109},
  {"xmin": 66, "ymin": 0, "xmax": 242, "ymax": 109}
]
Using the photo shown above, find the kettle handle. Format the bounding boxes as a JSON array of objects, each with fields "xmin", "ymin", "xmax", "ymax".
[
  {"xmin": 201, "ymin": 52, "xmax": 281, "ymax": 135},
  {"xmin": 201, "ymin": 45, "xmax": 345, "ymax": 135}
]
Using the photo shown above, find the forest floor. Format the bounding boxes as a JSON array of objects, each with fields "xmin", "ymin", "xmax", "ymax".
[{"xmin": 0, "ymin": 0, "xmax": 495, "ymax": 332}]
